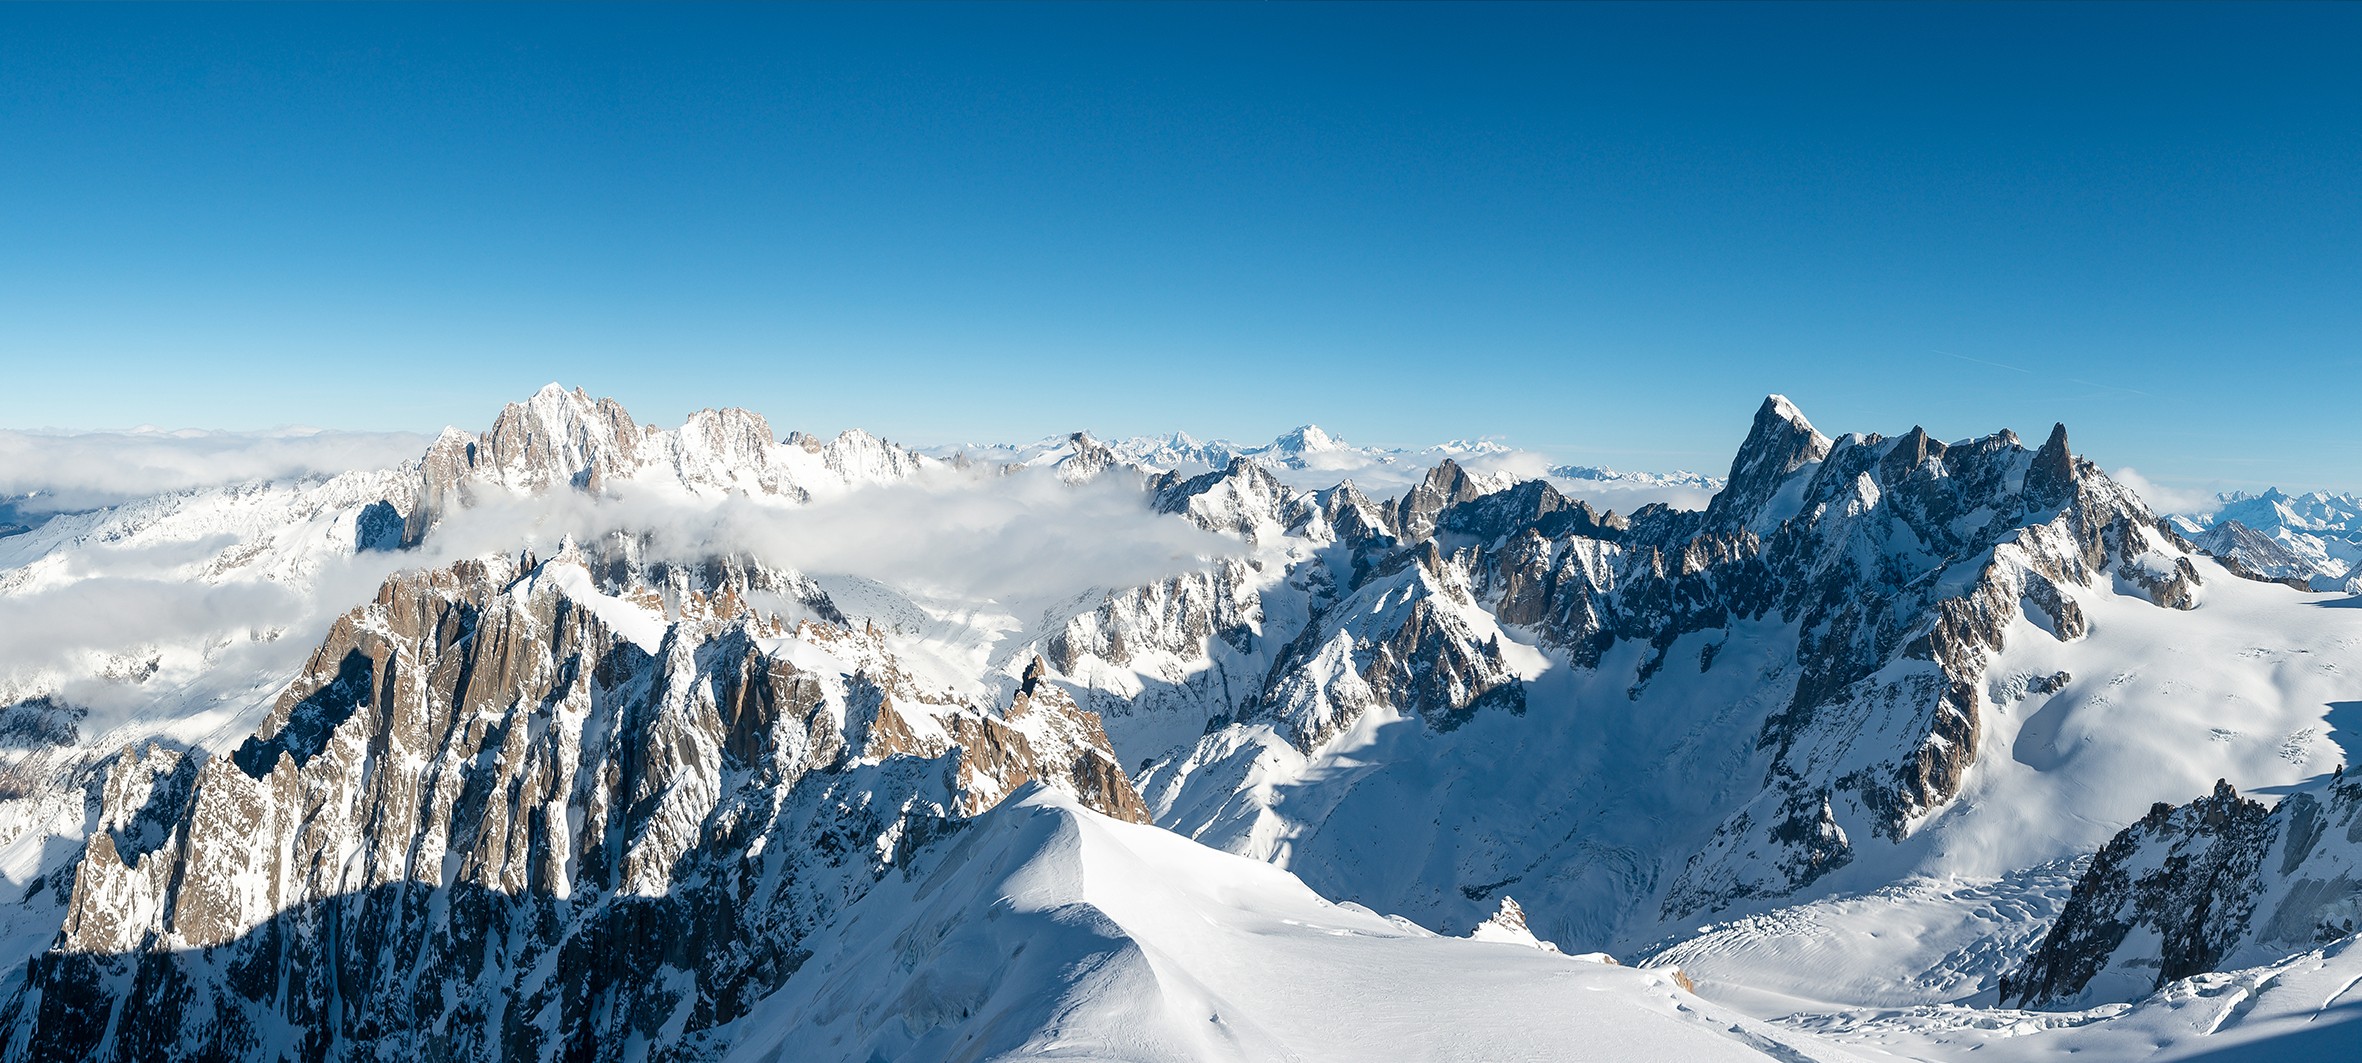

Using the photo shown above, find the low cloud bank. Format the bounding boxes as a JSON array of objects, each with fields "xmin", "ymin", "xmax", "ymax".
[
  {"xmin": 0, "ymin": 466, "xmax": 1248, "ymax": 732},
  {"xmin": 428, "ymin": 467, "xmax": 1245, "ymax": 604},
  {"xmin": 0, "ymin": 428, "xmax": 434, "ymax": 514}
]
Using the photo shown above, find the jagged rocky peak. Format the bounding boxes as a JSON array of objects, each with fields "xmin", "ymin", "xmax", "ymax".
[
  {"xmin": 671, "ymin": 404, "xmax": 779, "ymax": 466},
  {"xmin": 1057, "ymin": 430, "xmax": 1124, "ymax": 484},
  {"xmin": 1395, "ymin": 458, "xmax": 1486, "ymax": 542},
  {"xmin": 402, "ymin": 386, "xmax": 940, "ymax": 544},
  {"xmin": 782, "ymin": 425, "xmax": 927, "ymax": 486},
  {"xmin": 410, "ymin": 384, "xmax": 662, "ymax": 538},
  {"xmin": 1148, "ymin": 455, "xmax": 1296, "ymax": 542},
  {"xmin": 3, "ymin": 543, "xmax": 1146, "ymax": 1061},
  {"xmin": 2004, "ymin": 773, "xmax": 2362, "ymax": 1009},
  {"xmin": 1701, "ymin": 393, "xmax": 1834, "ymax": 532},
  {"xmin": 2025, "ymin": 421, "xmax": 2076, "ymax": 508},
  {"xmin": 467, "ymin": 382, "xmax": 648, "ymax": 492}
]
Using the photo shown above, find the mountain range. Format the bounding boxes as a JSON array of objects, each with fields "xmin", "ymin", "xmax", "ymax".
[{"xmin": 2, "ymin": 384, "xmax": 2359, "ymax": 1061}]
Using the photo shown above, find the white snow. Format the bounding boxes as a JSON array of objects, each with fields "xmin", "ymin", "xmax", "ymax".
[{"xmin": 721, "ymin": 786, "xmax": 1874, "ymax": 1063}]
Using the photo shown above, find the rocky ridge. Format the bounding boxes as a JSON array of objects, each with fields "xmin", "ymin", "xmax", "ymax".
[
  {"xmin": 2, "ymin": 540, "xmax": 1145, "ymax": 1061},
  {"xmin": 2003, "ymin": 774, "xmax": 2362, "ymax": 1008}
]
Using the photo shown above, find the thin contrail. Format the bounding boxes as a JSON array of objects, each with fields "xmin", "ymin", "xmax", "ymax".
[{"xmin": 1932, "ymin": 349, "xmax": 2033, "ymax": 375}]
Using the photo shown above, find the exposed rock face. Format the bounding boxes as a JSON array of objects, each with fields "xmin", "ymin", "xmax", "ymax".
[
  {"xmin": 1700, "ymin": 395, "xmax": 1833, "ymax": 534},
  {"xmin": 1, "ymin": 548, "xmax": 1144, "ymax": 1062},
  {"xmin": 2003, "ymin": 775, "xmax": 2362, "ymax": 1008}
]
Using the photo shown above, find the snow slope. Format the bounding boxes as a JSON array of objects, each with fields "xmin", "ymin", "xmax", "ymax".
[{"xmin": 721, "ymin": 785, "xmax": 1875, "ymax": 1063}]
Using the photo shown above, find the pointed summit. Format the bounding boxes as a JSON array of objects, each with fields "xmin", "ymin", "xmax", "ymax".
[
  {"xmin": 1396, "ymin": 457, "xmax": 1482, "ymax": 542},
  {"xmin": 1703, "ymin": 395, "xmax": 1835, "ymax": 531},
  {"xmin": 1056, "ymin": 431, "xmax": 1123, "ymax": 484},
  {"xmin": 2025, "ymin": 422, "xmax": 2076, "ymax": 508}
]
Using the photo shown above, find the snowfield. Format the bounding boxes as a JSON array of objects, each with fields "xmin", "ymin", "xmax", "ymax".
[{"xmin": 722, "ymin": 786, "xmax": 1874, "ymax": 1063}]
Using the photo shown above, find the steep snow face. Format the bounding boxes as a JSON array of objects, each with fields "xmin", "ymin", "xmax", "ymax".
[
  {"xmin": 719, "ymin": 786, "xmax": 1874, "ymax": 1063},
  {"xmin": 0, "ymin": 547, "xmax": 1148, "ymax": 1062}
]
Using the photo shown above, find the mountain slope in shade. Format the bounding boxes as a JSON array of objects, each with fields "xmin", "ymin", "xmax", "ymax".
[{"xmin": 720, "ymin": 785, "xmax": 1874, "ymax": 1063}]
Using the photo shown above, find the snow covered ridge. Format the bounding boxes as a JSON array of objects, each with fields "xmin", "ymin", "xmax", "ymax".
[{"xmin": 721, "ymin": 786, "xmax": 1869, "ymax": 1063}]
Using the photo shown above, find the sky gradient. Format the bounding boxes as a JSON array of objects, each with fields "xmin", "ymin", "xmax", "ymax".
[{"xmin": 3, "ymin": 3, "xmax": 2357, "ymax": 490}]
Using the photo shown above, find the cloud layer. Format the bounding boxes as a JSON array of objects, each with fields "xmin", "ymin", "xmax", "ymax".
[
  {"xmin": 0, "ymin": 428, "xmax": 434, "ymax": 513},
  {"xmin": 427, "ymin": 467, "xmax": 1246, "ymax": 605}
]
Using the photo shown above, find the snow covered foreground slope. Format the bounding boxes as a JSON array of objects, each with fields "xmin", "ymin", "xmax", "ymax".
[{"xmin": 723, "ymin": 785, "xmax": 1871, "ymax": 1063}]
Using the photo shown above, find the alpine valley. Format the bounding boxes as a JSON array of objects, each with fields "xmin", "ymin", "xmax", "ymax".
[{"xmin": 4, "ymin": 385, "xmax": 2360, "ymax": 1063}]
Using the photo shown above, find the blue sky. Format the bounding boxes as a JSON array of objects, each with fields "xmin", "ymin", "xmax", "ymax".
[{"xmin": 2, "ymin": 3, "xmax": 2356, "ymax": 490}]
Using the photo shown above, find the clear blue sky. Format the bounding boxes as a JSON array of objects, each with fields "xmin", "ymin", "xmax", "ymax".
[{"xmin": 3, "ymin": 3, "xmax": 2356, "ymax": 489}]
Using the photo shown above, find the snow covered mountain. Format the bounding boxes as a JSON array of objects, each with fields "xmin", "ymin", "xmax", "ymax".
[
  {"xmin": 1068, "ymin": 400, "xmax": 2347, "ymax": 944},
  {"xmin": 719, "ymin": 785, "xmax": 1871, "ymax": 1063},
  {"xmin": 5, "ymin": 383, "xmax": 2362, "ymax": 1061},
  {"xmin": 5, "ymin": 544, "xmax": 1148, "ymax": 1060}
]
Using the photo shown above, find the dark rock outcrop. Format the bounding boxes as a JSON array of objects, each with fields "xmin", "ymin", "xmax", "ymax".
[{"xmin": 2003, "ymin": 774, "xmax": 2362, "ymax": 1008}]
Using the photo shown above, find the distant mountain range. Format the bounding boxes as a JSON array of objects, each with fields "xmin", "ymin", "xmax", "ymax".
[{"xmin": 2172, "ymin": 488, "xmax": 2362, "ymax": 592}]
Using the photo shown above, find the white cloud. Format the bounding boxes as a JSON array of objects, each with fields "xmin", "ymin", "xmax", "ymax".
[
  {"xmin": 2111, "ymin": 467, "xmax": 2223, "ymax": 517},
  {"xmin": 0, "ymin": 578, "xmax": 301, "ymax": 672},
  {"xmin": 0, "ymin": 465, "xmax": 1247, "ymax": 732},
  {"xmin": 420, "ymin": 465, "xmax": 1246, "ymax": 606},
  {"xmin": 1547, "ymin": 479, "xmax": 1720, "ymax": 515},
  {"xmin": 0, "ymin": 428, "xmax": 434, "ymax": 514}
]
